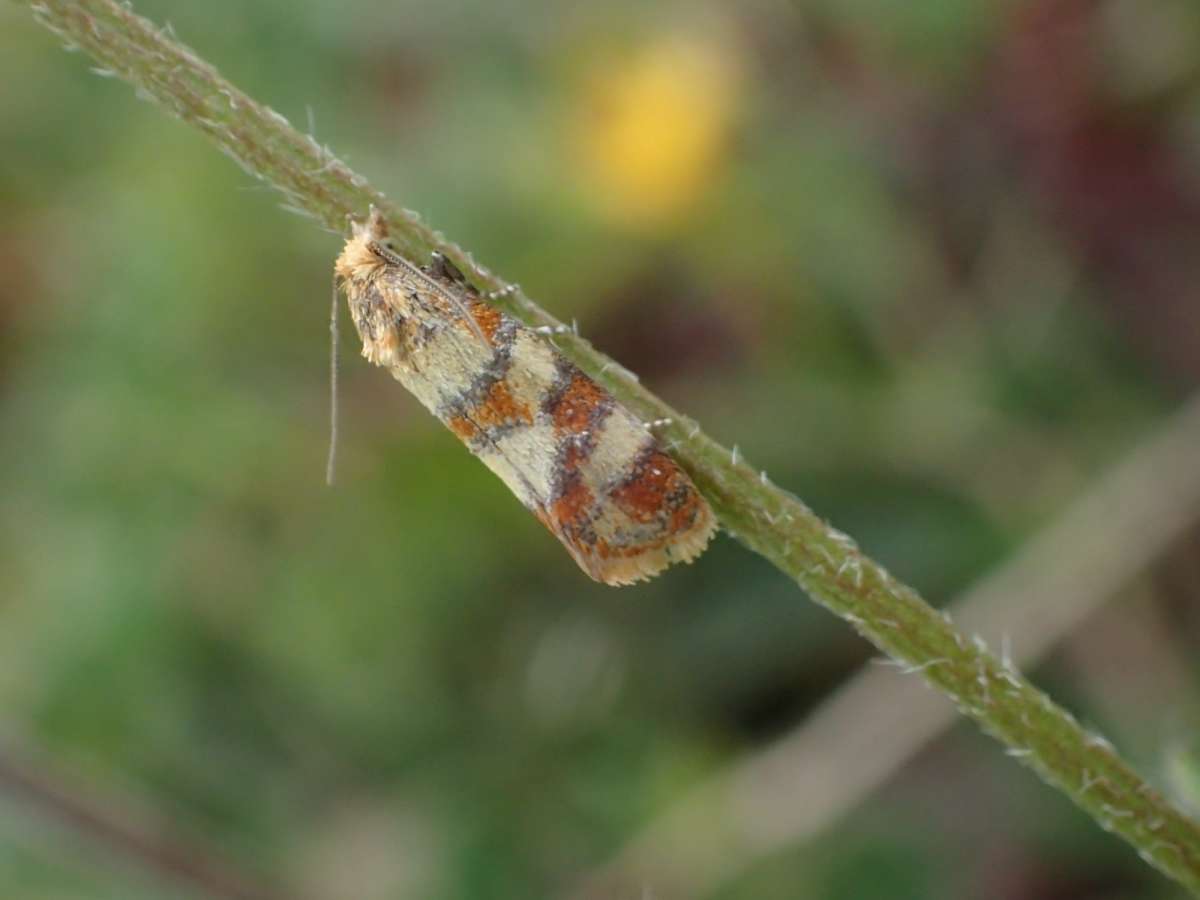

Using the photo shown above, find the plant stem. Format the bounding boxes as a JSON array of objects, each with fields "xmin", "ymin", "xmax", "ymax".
[
  {"xmin": 573, "ymin": 390, "xmax": 1200, "ymax": 897},
  {"xmin": 21, "ymin": 0, "xmax": 1200, "ymax": 892},
  {"xmin": 0, "ymin": 739, "xmax": 298, "ymax": 900}
]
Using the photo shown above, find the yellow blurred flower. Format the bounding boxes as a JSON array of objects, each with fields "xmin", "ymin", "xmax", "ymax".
[{"xmin": 572, "ymin": 35, "xmax": 740, "ymax": 230}]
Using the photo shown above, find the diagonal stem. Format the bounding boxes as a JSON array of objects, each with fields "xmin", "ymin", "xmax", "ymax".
[
  {"xmin": 0, "ymin": 738, "xmax": 301, "ymax": 900},
  {"xmin": 19, "ymin": 0, "xmax": 1200, "ymax": 893},
  {"xmin": 572, "ymin": 390, "xmax": 1200, "ymax": 897}
]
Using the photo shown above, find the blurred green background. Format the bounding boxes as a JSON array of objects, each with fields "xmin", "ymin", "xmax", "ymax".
[{"xmin": 2, "ymin": 0, "xmax": 1200, "ymax": 897}]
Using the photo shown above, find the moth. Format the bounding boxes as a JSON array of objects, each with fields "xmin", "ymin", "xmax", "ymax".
[{"xmin": 335, "ymin": 209, "xmax": 715, "ymax": 585}]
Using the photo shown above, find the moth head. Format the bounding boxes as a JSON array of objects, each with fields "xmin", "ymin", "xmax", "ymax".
[
  {"xmin": 336, "ymin": 205, "xmax": 393, "ymax": 280},
  {"xmin": 349, "ymin": 204, "xmax": 389, "ymax": 245}
]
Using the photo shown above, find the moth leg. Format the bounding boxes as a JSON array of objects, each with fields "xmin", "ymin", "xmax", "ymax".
[
  {"xmin": 425, "ymin": 254, "xmax": 491, "ymax": 347},
  {"xmin": 428, "ymin": 251, "xmax": 467, "ymax": 285}
]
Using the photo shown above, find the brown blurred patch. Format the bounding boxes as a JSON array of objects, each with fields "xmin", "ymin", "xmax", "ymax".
[
  {"xmin": 587, "ymin": 257, "xmax": 751, "ymax": 384},
  {"xmin": 0, "ymin": 228, "xmax": 38, "ymax": 389},
  {"xmin": 995, "ymin": 0, "xmax": 1200, "ymax": 383},
  {"xmin": 748, "ymin": 2, "xmax": 1200, "ymax": 383},
  {"xmin": 1155, "ymin": 522, "xmax": 1200, "ymax": 634},
  {"xmin": 361, "ymin": 43, "xmax": 435, "ymax": 114}
]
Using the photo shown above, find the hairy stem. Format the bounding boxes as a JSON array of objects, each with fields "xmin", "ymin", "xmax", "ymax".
[
  {"xmin": 21, "ymin": 0, "xmax": 1200, "ymax": 892},
  {"xmin": 573, "ymin": 391, "xmax": 1200, "ymax": 897}
]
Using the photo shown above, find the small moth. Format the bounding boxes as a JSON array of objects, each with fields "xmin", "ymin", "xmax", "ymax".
[{"xmin": 335, "ymin": 209, "xmax": 716, "ymax": 585}]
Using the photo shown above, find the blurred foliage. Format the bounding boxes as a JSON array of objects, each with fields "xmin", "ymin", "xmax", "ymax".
[
  {"xmin": 1169, "ymin": 740, "xmax": 1200, "ymax": 816},
  {"xmin": 2, "ymin": 0, "xmax": 1199, "ymax": 897}
]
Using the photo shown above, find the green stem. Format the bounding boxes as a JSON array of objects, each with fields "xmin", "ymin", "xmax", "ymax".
[{"xmin": 22, "ymin": 0, "xmax": 1200, "ymax": 892}]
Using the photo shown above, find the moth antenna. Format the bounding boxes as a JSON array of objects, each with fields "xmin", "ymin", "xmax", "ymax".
[
  {"xmin": 444, "ymin": 287, "xmax": 489, "ymax": 347},
  {"xmin": 326, "ymin": 271, "xmax": 341, "ymax": 486}
]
